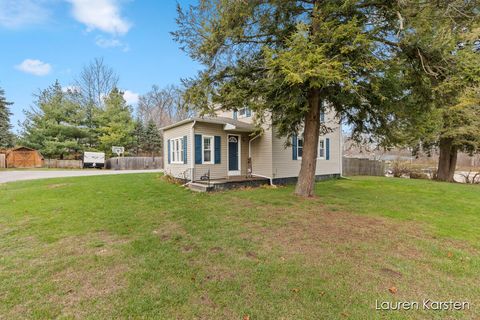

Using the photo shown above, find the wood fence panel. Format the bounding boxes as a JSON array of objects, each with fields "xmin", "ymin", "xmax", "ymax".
[
  {"xmin": 43, "ymin": 159, "xmax": 83, "ymax": 169},
  {"xmin": 342, "ymin": 157, "xmax": 386, "ymax": 176},
  {"xmin": 105, "ymin": 157, "xmax": 163, "ymax": 170},
  {"xmin": 0, "ymin": 154, "xmax": 5, "ymax": 168}
]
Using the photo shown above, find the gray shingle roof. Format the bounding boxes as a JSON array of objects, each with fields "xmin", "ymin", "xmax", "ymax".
[{"xmin": 160, "ymin": 116, "xmax": 256, "ymax": 132}]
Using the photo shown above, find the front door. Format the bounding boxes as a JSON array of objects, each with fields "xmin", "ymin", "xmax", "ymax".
[{"xmin": 228, "ymin": 135, "xmax": 241, "ymax": 176}]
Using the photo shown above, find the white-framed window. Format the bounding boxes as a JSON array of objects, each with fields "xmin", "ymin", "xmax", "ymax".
[
  {"xmin": 238, "ymin": 107, "xmax": 251, "ymax": 118},
  {"xmin": 170, "ymin": 137, "xmax": 184, "ymax": 164},
  {"xmin": 296, "ymin": 136, "xmax": 326, "ymax": 160},
  {"xmin": 202, "ymin": 135, "xmax": 214, "ymax": 164},
  {"xmin": 297, "ymin": 136, "xmax": 303, "ymax": 159},
  {"xmin": 318, "ymin": 138, "xmax": 326, "ymax": 159}
]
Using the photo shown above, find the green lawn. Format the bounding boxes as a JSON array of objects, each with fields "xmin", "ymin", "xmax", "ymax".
[{"xmin": 0, "ymin": 174, "xmax": 479, "ymax": 319}]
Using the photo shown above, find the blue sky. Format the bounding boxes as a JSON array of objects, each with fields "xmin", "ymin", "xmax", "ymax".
[{"xmin": 0, "ymin": 0, "xmax": 200, "ymax": 132}]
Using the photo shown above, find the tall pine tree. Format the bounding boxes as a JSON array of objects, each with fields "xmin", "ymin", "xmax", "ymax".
[
  {"xmin": 0, "ymin": 87, "xmax": 14, "ymax": 148},
  {"xmin": 143, "ymin": 119, "xmax": 162, "ymax": 157},
  {"xmin": 96, "ymin": 88, "xmax": 135, "ymax": 156},
  {"xmin": 21, "ymin": 81, "xmax": 89, "ymax": 159}
]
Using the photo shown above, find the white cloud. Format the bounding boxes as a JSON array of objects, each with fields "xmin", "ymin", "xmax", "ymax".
[
  {"xmin": 95, "ymin": 36, "xmax": 129, "ymax": 51},
  {"xmin": 68, "ymin": 0, "xmax": 131, "ymax": 35},
  {"xmin": 123, "ymin": 90, "xmax": 139, "ymax": 105},
  {"xmin": 15, "ymin": 59, "xmax": 52, "ymax": 76},
  {"xmin": 0, "ymin": 0, "xmax": 50, "ymax": 28}
]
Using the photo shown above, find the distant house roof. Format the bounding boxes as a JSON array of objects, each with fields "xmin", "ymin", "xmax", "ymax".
[{"xmin": 160, "ymin": 116, "xmax": 256, "ymax": 133}]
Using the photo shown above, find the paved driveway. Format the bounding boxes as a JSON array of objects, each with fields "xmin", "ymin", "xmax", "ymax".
[{"xmin": 0, "ymin": 169, "xmax": 163, "ymax": 184}]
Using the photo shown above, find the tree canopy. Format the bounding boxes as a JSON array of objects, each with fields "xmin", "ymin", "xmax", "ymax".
[
  {"xmin": 20, "ymin": 81, "xmax": 89, "ymax": 159},
  {"xmin": 174, "ymin": 0, "xmax": 479, "ymax": 194},
  {"xmin": 0, "ymin": 87, "xmax": 14, "ymax": 148},
  {"xmin": 96, "ymin": 88, "xmax": 136, "ymax": 156}
]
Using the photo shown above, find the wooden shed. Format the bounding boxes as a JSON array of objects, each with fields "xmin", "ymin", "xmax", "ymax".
[{"xmin": 5, "ymin": 147, "xmax": 44, "ymax": 168}]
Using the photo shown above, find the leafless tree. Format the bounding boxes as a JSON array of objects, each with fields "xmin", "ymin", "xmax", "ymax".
[
  {"xmin": 460, "ymin": 170, "xmax": 480, "ymax": 184},
  {"xmin": 74, "ymin": 57, "xmax": 119, "ymax": 108},
  {"xmin": 137, "ymin": 85, "xmax": 194, "ymax": 128}
]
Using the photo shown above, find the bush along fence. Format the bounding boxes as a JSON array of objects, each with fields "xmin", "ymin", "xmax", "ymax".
[
  {"xmin": 43, "ymin": 159, "xmax": 83, "ymax": 169},
  {"xmin": 105, "ymin": 157, "xmax": 163, "ymax": 170},
  {"xmin": 342, "ymin": 157, "xmax": 386, "ymax": 176}
]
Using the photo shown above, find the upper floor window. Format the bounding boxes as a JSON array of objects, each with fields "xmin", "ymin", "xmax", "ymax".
[{"xmin": 238, "ymin": 107, "xmax": 251, "ymax": 118}]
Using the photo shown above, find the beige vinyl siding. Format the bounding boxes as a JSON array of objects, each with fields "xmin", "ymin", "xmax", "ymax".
[
  {"xmin": 163, "ymin": 124, "xmax": 191, "ymax": 179},
  {"xmin": 214, "ymin": 108, "xmax": 255, "ymax": 124},
  {"xmin": 193, "ymin": 123, "xmax": 227, "ymax": 180},
  {"xmin": 250, "ymin": 126, "xmax": 273, "ymax": 178},
  {"xmin": 215, "ymin": 109, "xmax": 234, "ymax": 118},
  {"xmin": 164, "ymin": 121, "xmax": 252, "ymax": 181},
  {"xmin": 193, "ymin": 123, "xmax": 250, "ymax": 180},
  {"xmin": 272, "ymin": 111, "xmax": 342, "ymax": 179}
]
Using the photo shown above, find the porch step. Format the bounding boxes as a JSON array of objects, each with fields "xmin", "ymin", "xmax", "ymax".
[{"xmin": 187, "ymin": 182, "xmax": 214, "ymax": 193}]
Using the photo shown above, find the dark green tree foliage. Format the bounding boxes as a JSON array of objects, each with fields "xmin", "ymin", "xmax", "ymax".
[
  {"xmin": 132, "ymin": 119, "xmax": 146, "ymax": 155},
  {"xmin": 21, "ymin": 81, "xmax": 89, "ymax": 159},
  {"xmin": 143, "ymin": 119, "xmax": 162, "ymax": 156},
  {"xmin": 395, "ymin": 23, "xmax": 480, "ymax": 182},
  {"xmin": 0, "ymin": 87, "xmax": 14, "ymax": 148},
  {"xmin": 96, "ymin": 88, "xmax": 135, "ymax": 156},
  {"xmin": 173, "ymin": 0, "xmax": 478, "ymax": 195}
]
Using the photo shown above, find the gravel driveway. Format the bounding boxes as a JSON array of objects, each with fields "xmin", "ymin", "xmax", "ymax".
[{"xmin": 0, "ymin": 169, "xmax": 163, "ymax": 184}]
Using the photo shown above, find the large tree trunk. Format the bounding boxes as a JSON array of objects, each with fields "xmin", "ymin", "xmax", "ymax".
[
  {"xmin": 436, "ymin": 138, "xmax": 457, "ymax": 182},
  {"xmin": 295, "ymin": 89, "xmax": 321, "ymax": 197}
]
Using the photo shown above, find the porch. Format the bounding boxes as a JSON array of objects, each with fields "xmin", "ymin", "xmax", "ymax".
[{"xmin": 188, "ymin": 175, "xmax": 270, "ymax": 192}]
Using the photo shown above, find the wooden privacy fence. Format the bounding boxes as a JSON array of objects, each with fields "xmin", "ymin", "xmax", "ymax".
[
  {"xmin": 43, "ymin": 159, "xmax": 83, "ymax": 169},
  {"xmin": 342, "ymin": 157, "xmax": 386, "ymax": 176},
  {"xmin": 106, "ymin": 157, "xmax": 163, "ymax": 170},
  {"xmin": 0, "ymin": 154, "xmax": 5, "ymax": 168}
]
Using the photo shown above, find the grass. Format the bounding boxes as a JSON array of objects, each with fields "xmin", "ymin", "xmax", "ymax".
[{"xmin": 0, "ymin": 174, "xmax": 479, "ymax": 319}]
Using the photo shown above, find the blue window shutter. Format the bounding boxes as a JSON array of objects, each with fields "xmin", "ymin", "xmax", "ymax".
[
  {"xmin": 214, "ymin": 136, "xmax": 221, "ymax": 164},
  {"xmin": 246, "ymin": 108, "xmax": 251, "ymax": 117},
  {"xmin": 233, "ymin": 111, "xmax": 238, "ymax": 120},
  {"xmin": 292, "ymin": 134, "xmax": 297, "ymax": 160},
  {"xmin": 195, "ymin": 134, "xmax": 202, "ymax": 164},
  {"xmin": 183, "ymin": 136, "xmax": 187, "ymax": 164},
  {"xmin": 320, "ymin": 111, "xmax": 325, "ymax": 123},
  {"xmin": 167, "ymin": 139, "xmax": 171, "ymax": 164},
  {"xmin": 326, "ymin": 138, "xmax": 330, "ymax": 160}
]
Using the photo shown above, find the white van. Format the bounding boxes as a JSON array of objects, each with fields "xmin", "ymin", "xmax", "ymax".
[{"xmin": 83, "ymin": 152, "xmax": 105, "ymax": 168}]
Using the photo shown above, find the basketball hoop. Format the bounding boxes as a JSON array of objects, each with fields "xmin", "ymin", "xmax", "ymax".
[{"xmin": 112, "ymin": 146, "xmax": 125, "ymax": 157}]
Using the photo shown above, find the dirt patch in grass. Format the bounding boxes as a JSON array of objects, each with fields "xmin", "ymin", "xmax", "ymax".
[
  {"xmin": 244, "ymin": 203, "xmax": 480, "ymax": 308},
  {"xmin": 48, "ymin": 233, "xmax": 130, "ymax": 316},
  {"xmin": 252, "ymin": 205, "xmax": 425, "ymax": 262},
  {"xmin": 152, "ymin": 221, "xmax": 188, "ymax": 241},
  {"xmin": 51, "ymin": 262, "xmax": 128, "ymax": 317},
  {"xmin": 2, "ymin": 231, "xmax": 131, "ymax": 318},
  {"xmin": 45, "ymin": 231, "xmax": 130, "ymax": 258},
  {"xmin": 46, "ymin": 183, "xmax": 70, "ymax": 189}
]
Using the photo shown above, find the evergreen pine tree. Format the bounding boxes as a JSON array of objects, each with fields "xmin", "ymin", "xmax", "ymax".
[
  {"xmin": 96, "ymin": 88, "xmax": 135, "ymax": 156},
  {"xmin": 0, "ymin": 87, "xmax": 14, "ymax": 148},
  {"xmin": 143, "ymin": 119, "xmax": 162, "ymax": 157},
  {"xmin": 21, "ymin": 81, "xmax": 88, "ymax": 158},
  {"xmin": 132, "ymin": 119, "xmax": 146, "ymax": 155}
]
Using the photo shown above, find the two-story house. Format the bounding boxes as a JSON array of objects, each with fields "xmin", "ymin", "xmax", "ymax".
[{"xmin": 161, "ymin": 107, "xmax": 342, "ymax": 186}]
